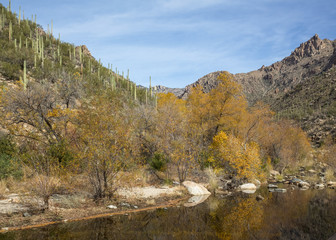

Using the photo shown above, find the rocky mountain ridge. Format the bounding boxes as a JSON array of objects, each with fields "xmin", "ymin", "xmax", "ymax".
[
  {"xmin": 172, "ymin": 34, "xmax": 336, "ymax": 103},
  {"xmin": 156, "ymin": 34, "xmax": 336, "ymax": 144}
]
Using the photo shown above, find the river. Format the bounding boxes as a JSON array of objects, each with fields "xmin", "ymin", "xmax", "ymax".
[{"xmin": 1, "ymin": 188, "xmax": 336, "ymax": 239}]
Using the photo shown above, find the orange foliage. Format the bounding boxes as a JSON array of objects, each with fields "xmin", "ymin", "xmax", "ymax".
[{"xmin": 210, "ymin": 131, "xmax": 264, "ymax": 180}]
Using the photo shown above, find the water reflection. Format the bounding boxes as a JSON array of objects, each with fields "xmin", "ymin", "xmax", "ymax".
[{"xmin": 1, "ymin": 189, "xmax": 336, "ymax": 240}]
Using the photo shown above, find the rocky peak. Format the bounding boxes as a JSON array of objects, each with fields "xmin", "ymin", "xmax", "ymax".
[
  {"xmin": 292, "ymin": 34, "xmax": 325, "ymax": 59},
  {"xmin": 75, "ymin": 45, "xmax": 93, "ymax": 58},
  {"xmin": 163, "ymin": 34, "xmax": 336, "ymax": 104},
  {"xmin": 154, "ymin": 85, "xmax": 185, "ymax": 96},
  {"xmin": 81, "ymin": 45, "xmax": 92, "ymax": 58}
]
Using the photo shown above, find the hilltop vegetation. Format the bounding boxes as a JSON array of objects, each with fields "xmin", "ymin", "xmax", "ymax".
[
  {"xmin": 168, "ymin": 34, "xmax": 336, "ymax": 146},
  {"xmin": 0, "ymin": 1, "xmax": 332, "ymax": 212}
]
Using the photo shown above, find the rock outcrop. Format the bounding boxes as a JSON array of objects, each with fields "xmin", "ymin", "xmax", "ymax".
[
  {"xmin": 176, "ymin": 34, "xmax": 336, "ymax": 104},
  {"xmin": 159, "ymin": 34, "xmax": 336, "ymax": 144},
  {"xmin": 182, "ymin": 181, "xmax": 211, "ymax": 195}
]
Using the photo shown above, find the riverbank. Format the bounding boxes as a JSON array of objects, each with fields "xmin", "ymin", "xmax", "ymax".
[
  {"xmin": 0, "ymin": 185, "xmax": 191, "ymax": 233},
  {"xmin": 1, "ymin": 161, "xmax": 335, "ymax": 234}
]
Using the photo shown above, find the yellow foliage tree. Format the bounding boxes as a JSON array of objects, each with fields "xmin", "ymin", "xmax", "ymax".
[
  {"xmin": 259, "ymin": 120, "xmax": 312, "ymax": 172},
  {"xmin": 210, "ymin": 131, "xmax": 264, "ymax": 181},
  {"xmin": 156, "ymin": 92, "xmax": 197, "ymax": 182},
  {"xmin": 76, "ymin": 95, "xmax": 132, "ymax": 199},
  {"xmin": 187, "ymin": 72, "xmax": 247, "ymax": 144}
]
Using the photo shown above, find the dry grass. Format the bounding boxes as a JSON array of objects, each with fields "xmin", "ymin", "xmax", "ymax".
[
  {"xmin": 304, "ymin": 174, "xmax": 320, "ymax": 183},
  {"xmin": 0, "ymin": 180, "xmax": 7, "ymax": 199},
  {"xmin": 299, "ymin": 155, "xmax": 315, "ymax": 169},
  {"xmin": 51, "ymin": 194, "xmax": 86, "ymax": 209},
  {"xmin": 275, "ymin": 174, "xmax": 284, "ymax": 182},
  {"xmin": 119, "ymin": 167, "xmax": 154, "ymax": 188},
  {"xmin": 325, "ymin": 168, "xmax": 335, "ymax": 181},
  {"xmin": 205, "ymin": 167, "xmax": 218, "ymax": 193}
]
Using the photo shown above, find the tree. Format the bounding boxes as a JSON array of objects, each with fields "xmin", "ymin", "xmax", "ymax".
[
  {"xmin": 76, "ymin": 95, "xmax": 132, "ymax": 200},
  {"xmin": 259, "ymin": 120, "xmax": 311, "ymax": 172},
  {"xmin": 210, "ymin": 131, "xmax": 264, "ymax": 181},
  {"xmin": 0, "ymin": 81, "xmax": 74, "ymax": 146},
  {"xmin": 156, "ymin": 93, "xmax": 197, "ymax": 182},
  {"xmin": 187, "ymin": 72, "xmax": 247, "ymax": 144},
  {"xmin": 236, "ymin": 102, "xmax": 274, "ymax": 148}
]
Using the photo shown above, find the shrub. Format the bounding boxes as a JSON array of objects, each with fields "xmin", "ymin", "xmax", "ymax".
[
  {"xmin": 0, "ymin": 61, "xmax": 21, "ymax": 80},
  {"xmin": 47, "ymin": 140, "xmax": 75, "ymax": 169},
  {"xmin": 149, "ymin": 152, "xmax": 167, "ymax": 172},
  {"xmin": 0, "ymin": 135, "xmax": 22, "ymax": 180}
]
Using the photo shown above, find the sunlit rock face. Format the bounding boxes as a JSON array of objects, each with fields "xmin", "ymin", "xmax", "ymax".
[{"xmin": 182, "ymin": 181, "xmax": 211, "ymax": 195}]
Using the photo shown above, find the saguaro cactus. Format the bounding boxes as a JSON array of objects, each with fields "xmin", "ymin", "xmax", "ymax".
[
  {"xmin": 145, "ymin": 89, "xmax": 148, "ymax": 105},
  {"xmin": 19, "ymin": 6, "xmax": 21, "ymax": 25},
  {"xmin": 149, "ymin": 76, "xmax": 152, "ymax": 97},
  {"xmin": 23, "ymin": 60, "xmax": 27, "ymax": 90},
  {"xmin": 79, "ymin": 46, "xmax": 82, "ymax": 63},
  {"xmin": 110, "ymin": 75, "xmax": 115, "ymax": 90},
  {"xmin": 9, "ymin": 21, "xmax": 12, "ymax": 41}
]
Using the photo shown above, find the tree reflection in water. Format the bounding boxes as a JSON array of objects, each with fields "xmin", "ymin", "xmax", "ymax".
[{"xmin": 1, "ymin": 189, "xmax": 336, "ymax": 240}]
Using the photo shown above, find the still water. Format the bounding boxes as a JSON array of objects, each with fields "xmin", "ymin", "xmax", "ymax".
[{"xmin": 1, "ymin": 188, "xmax": 336, "ymax": 240}]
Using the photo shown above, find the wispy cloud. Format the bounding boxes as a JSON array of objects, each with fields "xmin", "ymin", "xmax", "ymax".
[{"xmin": 3, "ymin": 0, "xmax": 336, "ymax": 87}]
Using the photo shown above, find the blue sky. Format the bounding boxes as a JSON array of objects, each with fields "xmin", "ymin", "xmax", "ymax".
[{"xmin": 2, "ymin": 0, "xmax": 336, "ymax": 88}]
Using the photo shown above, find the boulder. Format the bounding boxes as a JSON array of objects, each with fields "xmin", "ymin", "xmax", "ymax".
[
  {"xmin": 290, "ymin": 178, "xmax": 303, "ymax": 184},
  {"xmin": 315, "ymin": 184, "xmax": 325, "ymax": 189},
  {"xmin": 327, "ymin": 181, "xmax": 336, "ymax": 188},
  {"xmin": 268, "ymin": 184, "xmax": 278, "ymax": 188},
  {"xmin": 252, "ymin": 179, "xmax": 261, "ymax": 187},
  {"xmin": 23, "ymin": 212, "xmax": 31, "ymax": 217},
  {"xmin": 270, "ymin": 170, "xmax": 280, "ymax": 176},
  {"xmin": 182, "ymin": 181, "xmax": 211, "ymax": 195},
  {"xmin": 298, "ymin": 181, "xmax": 310, "ymax": 188},
  {"xmin": 120, "ymin": 202, "xmax": 131, "ymax": 207},
  {"xmin": 239, "ymin": 183, "xmax": 257, "ymax": 190},
  {"xmin": 107, "ymin": 205, "xmax": 117, "ymax": 209},
  {"xmin": 299, "ymin": 185, "xmax": 309, "ymax": 190}
]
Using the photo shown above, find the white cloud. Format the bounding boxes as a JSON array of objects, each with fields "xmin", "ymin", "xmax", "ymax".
[{"xmin": 13, "ymin": 0, "xmax": 335, "ymax": 88}]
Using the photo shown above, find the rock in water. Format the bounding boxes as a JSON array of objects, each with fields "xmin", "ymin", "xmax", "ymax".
[
  {"xmin": 327, "ymin": 181, "xmax": 336, "ymax": 188},
  {"xmin": 107, "ymin": 205, "xmax": 117, "ymax": 209},
  {"xmin": 239, "ymin": 183, "xmax": 257, "ymax": 190},
  {"xmin": 315, "ymin": 184, "xmax": 325, "ymax": 189},
  {"xmin": 298, "ymin": 181, "xmax": 310, "ymax": 189},
  {"xmin": 182, "ymin": 181, "xmax": 211, "ymax": 195}
]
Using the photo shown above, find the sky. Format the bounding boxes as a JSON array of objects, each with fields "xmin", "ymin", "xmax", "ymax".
[{"xmin": 1, "ymin": 0, "xmax": 336, "ymax": 88}]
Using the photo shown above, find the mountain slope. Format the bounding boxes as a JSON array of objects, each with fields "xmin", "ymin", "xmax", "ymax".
[
  {"xmin": 177, "ymin": 34, "xmax": 336, "ymax": 103},
  {"xmin": 0, "ymin": 3, "xmax": 153, "ymax": 107},
  {"xmin": 160, "ymin": 34, "xmax": 336, "ymax": 144}
]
